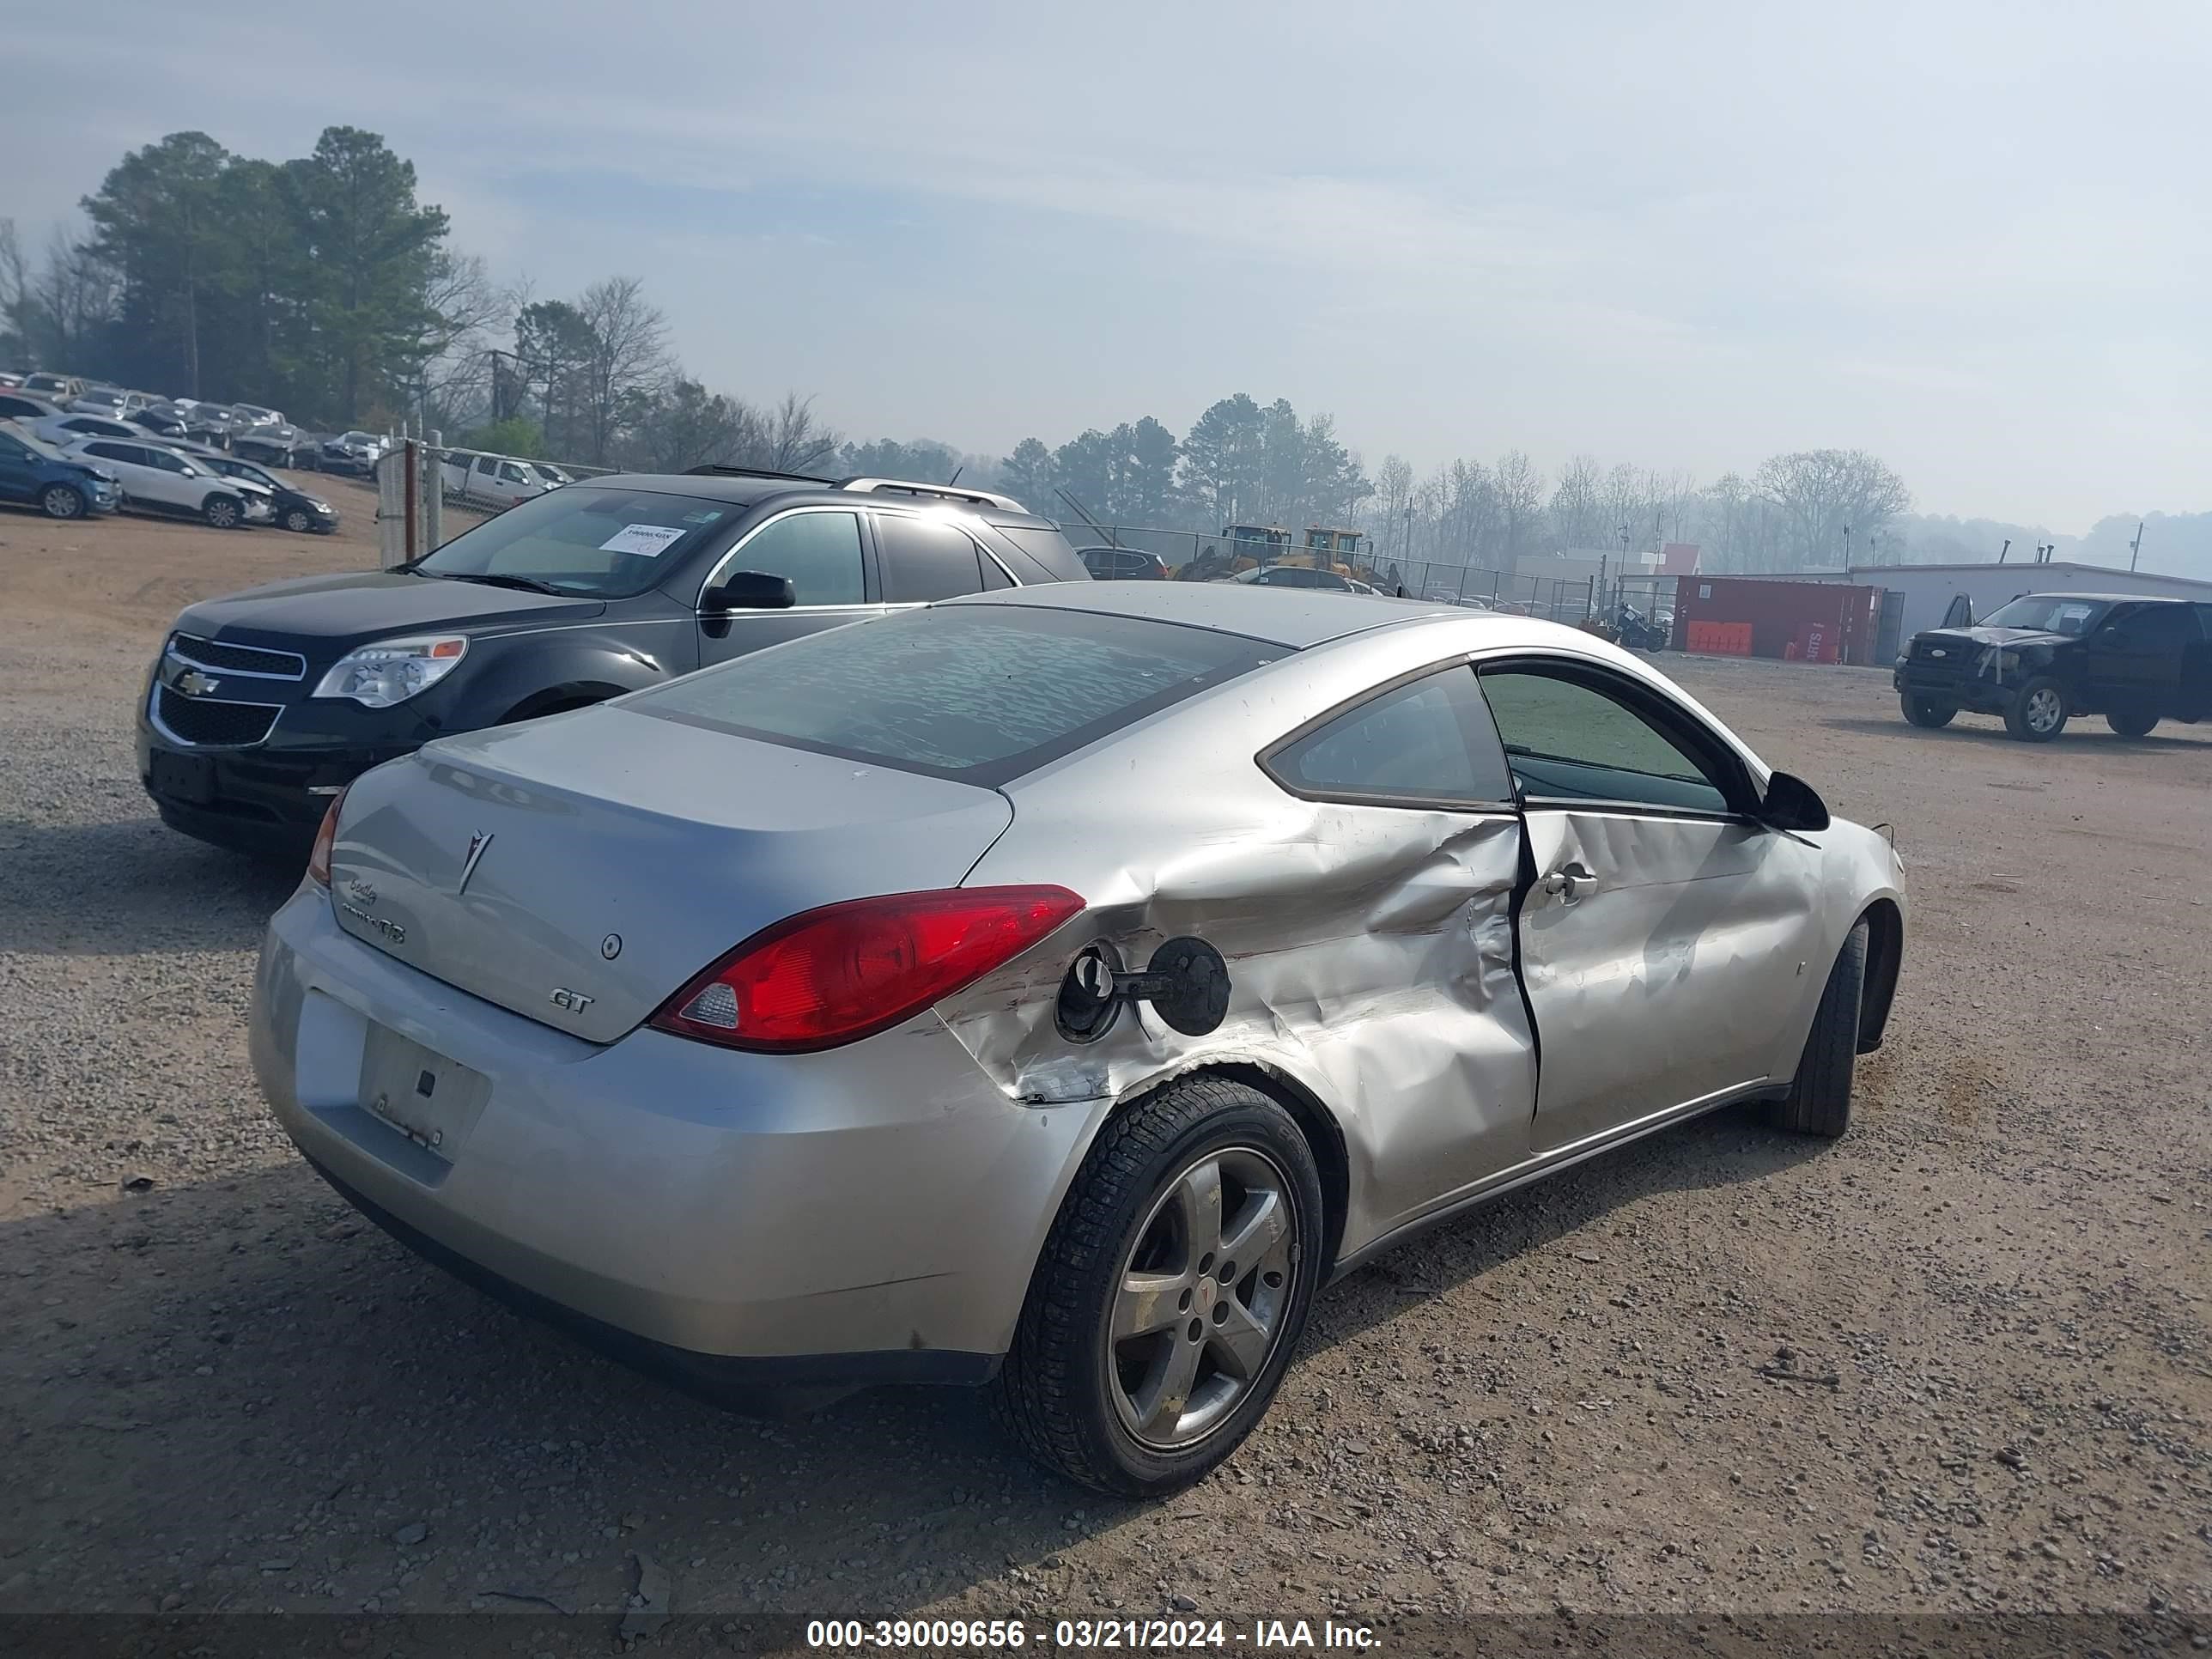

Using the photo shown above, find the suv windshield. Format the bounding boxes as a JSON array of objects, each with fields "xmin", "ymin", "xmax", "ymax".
[
  {"xmin": 410, "ymin": 483, "xmax": 736, "ymax": 597},
  {"xmin": 629, "ymin": 603, "xmax": 1276, "ymax": 786},
  {"xmin": 1978, "ymin": 596, "xmax": 2111, "ymax": 635}
]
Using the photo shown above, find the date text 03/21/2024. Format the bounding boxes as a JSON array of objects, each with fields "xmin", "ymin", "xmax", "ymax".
[{"xmin": 805, "ymin": 1618, "xmax": 1381, "ymax": 1650}]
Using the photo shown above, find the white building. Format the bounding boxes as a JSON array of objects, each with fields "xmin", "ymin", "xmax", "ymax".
[{"xmin": 1745, "ymin": 560, "xmax": 2212, "ymax": 647}]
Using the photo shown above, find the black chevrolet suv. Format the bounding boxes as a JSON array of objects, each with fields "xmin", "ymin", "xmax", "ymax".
[
  {"xmin": 138, "ymin": 469, "xmax": 1091, "ymax": 854},
  {"xmin": 1894, "ymin": 592, "xmax": 2212, "ymax": 742}
]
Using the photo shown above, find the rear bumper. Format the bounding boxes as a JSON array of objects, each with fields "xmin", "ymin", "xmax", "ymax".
[{"xmin": 249, "ymin": 891, "xmax": 1109, "ymax": 1379}]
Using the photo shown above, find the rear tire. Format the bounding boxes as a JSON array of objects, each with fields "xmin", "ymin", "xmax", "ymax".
[
  {"xmin": 2106, "ymin": 707, "xmax": 2158, "ymax": 738},
  {"xmin": 2003, "ymin": 676, "xmax": 2068, "ymax": 741},
  {"xmin": 203, "ymin": 495, "xmax": 242, "ymax": 530},
  {"xmin": 990, "ymin": 1076, "xmax": 1324, "ymax": 1497},
  {"xmin": 1770, "ymin": 920, "xmax": 1868, "ymax": 1139},
  {"xmin": 39, "ymin": 484, "xmax": 86, "ymax": 520},
  {"xmin": 1899, "ymin": 693, "xmax": 1956, "ymax": 728}
]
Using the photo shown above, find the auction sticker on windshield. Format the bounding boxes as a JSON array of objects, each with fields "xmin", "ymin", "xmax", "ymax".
[{"xmin": 599, "ymin": 523, "xmax": 688, "ymax": 557}]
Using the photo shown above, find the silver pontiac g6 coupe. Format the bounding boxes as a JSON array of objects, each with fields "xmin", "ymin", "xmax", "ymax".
[{"xmin": 250, "ymin": 580, "xmax": 1906, "ymax": 1495}]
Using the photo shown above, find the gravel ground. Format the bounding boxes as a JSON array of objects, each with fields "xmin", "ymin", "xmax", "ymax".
[{"xmin": 1, "ymin": 500, "xmax": 2208, "ymax": 1645}]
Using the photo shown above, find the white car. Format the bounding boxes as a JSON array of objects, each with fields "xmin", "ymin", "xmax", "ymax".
[
  {"xmin": 61, "ymin": 435, "xmax": 276, "ymax": 528},
  {"xmin": 32, "ymin": 412, "xmax": 143, "ymax": 447},
  {"xmin": 444, "ymin": 451, "xmax": 552, "ymax": 509}
]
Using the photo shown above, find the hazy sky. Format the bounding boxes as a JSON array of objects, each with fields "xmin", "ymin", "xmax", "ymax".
[{"xmin": 9, "ymin": 2, "xmax": 2209, "ymax": 529}]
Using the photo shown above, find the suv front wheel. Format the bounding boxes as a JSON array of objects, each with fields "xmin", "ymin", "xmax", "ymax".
[
  {"xmin": 40, "ymin": 484, "xmax": 87, "ymax": 520},
  {"xmin": 2003, "ymin": 677, "xmax": 2069, "ymax": 742}
]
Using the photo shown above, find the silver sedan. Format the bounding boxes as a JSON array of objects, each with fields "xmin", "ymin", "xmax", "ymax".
[{"xmin": 249, "ymin": 581, "xmax": 1906, "ymax": 1495}]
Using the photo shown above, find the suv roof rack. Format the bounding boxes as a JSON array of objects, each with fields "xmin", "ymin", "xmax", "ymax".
[
  {"xmin": 837, "ymin": 477, "xmax": 1031, "ymax": 514},
  {"xmin": 684, "ymin": 464, "xmax": 837, "ymax": 483}
]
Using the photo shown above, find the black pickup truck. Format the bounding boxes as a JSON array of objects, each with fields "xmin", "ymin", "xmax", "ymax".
[{"xmin": 1894, "ymin": 592, "xmax": 2212, "ymax": 741}]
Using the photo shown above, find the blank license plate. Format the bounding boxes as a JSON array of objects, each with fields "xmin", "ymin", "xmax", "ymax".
[
  {"xmin": 358, "ymin": 1026, "xmax": 489, "ymax": 1159},
  {"xmin": 149, "ymin": 750, "xmax": 215, "ymax": 805}
]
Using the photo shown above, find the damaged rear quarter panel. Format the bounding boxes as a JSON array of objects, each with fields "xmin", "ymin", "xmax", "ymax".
[{"xmin": 939, "ymin": 631, "xmax": 1540, "ymax": 1263}]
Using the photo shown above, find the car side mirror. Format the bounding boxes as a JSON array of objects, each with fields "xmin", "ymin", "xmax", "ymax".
[
  {"xmin": 2094, "ymin": 626, "xmax": 2128, "ymax": 649},
  {"xmin": 1759, "ymin": 770, "xmax": 1830, "ymax": 833},
  {"xmin": 701, "ymin": 570, "xmax": 796, "ymax": 612}
]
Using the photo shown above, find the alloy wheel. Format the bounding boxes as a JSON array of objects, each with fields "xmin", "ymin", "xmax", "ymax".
[
  {"xmin": 2025, "ymin": 688, "xmax": 2063, "ymax": 733},
  {"xmin": 1106, "ymin": 1146, "xmax": 1299, "ymax": 1449},
  {"xmin": 41, "ymin": 486, "xmax": 82, "ymax": 520}
]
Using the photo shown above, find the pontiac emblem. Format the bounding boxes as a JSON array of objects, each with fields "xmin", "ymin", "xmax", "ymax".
[
  {"xmin": 175, "ymin": 668, "xmax": 222, "ymax": 697},
  {"xmin": 457, "ymin": 830, "xmax": 494, "ymax": 895}
]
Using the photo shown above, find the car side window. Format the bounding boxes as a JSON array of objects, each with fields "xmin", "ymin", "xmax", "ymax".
[
  {"xmin": 151, "ymin": 449, "xmax": 190, "ymax": 473},
  {"xmin": 84, "ymin": 441, "xmax": 128, "ymax": 464},
  {"xmin": 875, "ymin": 514, "xmax": 988, "ymax": 602},
  {"xmin": 719, "ymin": 510, "xmax": 866, "ymax": 607},
  {"xmin": 2118, "ymin": 604, "xmax": 2201, "ymax": 655},
  {"xmin": 474, "ymin": 456, "xmax": 496, "ymax": 477},
  {"xmin": 1479, "ymin": 665, "xmax": 1733, "ymax": 816},
  {"xmin": 1266, "ymin": 666, "xmax": 1513, "ymax": 808}
]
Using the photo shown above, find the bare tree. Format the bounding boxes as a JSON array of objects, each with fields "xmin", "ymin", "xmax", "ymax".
[
  {"xmin": 1492, "ymin": 449, "xmax": 1546, "ymax": 566},
  {"xmin": 408, "ymin": 251, "xmax": 513, "ymax": 432},
  {"xmin": 1753, "ymin": 449, "xmax": 1912, "ymax": 570},
  {"xmin": 742, "ymin": 391, "xmax": 842, "ymax": 474},
  {"xmin": 1547, "ymin": 454, "xmax": 1607, "ymax": 550},
  {"xmin": 0, "ymin": 218, "xmax": 30, "ymax": 359},
  {"xmin": 575, "ymin": 276, "xmax": 670, "ymax": 465},
  {"xmin": 33, "ymin": 224, "xmax": 118, "ymax": 368}
]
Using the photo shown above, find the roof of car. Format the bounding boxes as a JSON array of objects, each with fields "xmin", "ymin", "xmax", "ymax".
[
  {"xmin": 585, "ymin": 469, "xmax": 1063, "ymax": 526},
  {"xmin": 941, "ymin": 574, "xmax": 1504, "ymax": 648},
  {"xmin": 2047, "ymin": 592, "xmax": 2186, "ymax": 605}
]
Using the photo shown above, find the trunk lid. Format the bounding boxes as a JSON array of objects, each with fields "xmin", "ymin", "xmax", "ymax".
[{"xmin": 326, "ymin": 704, "xmax": 1016, "ymax": 1042}]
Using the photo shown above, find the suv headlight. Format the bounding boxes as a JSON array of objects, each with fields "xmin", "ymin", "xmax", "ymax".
[{"xmin": 313, "ymin": 635, "xmax": 469, "ymax": 708}]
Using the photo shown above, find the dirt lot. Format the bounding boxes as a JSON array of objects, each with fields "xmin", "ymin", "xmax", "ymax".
[{"xmin": 1, "ymin": 497, "xmax": 2208, "ymax": 1647}]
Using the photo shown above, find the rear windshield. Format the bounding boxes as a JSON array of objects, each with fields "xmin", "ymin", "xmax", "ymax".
[
  {"xmin": 410, "ymin": 484, "xmax": 738, "ymax": 597},
  {"xmin": 993, "ymin": 524, "xmax": 1085, "ymax": 578},
  {"xmin": 629, "ymin": 603, "xmax": 1277, "ymax": 785}
]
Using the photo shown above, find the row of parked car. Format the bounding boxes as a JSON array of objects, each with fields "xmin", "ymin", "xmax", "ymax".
[
  {"xmin": 0, "ymin": 369, "xmax": 393, "ymax": 477},
  {"xmin": 0, "ymin": 413, "xmax": 343, "ymax": 532}
]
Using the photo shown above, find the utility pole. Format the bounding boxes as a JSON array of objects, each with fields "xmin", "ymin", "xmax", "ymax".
[
  {"xmin": 2130, "ymin": 520, "xmax": 2145, "ymax": 571},
  {"xmin": 1998, "ymin": 538, "xmax": 2010, "ymax": 564}
]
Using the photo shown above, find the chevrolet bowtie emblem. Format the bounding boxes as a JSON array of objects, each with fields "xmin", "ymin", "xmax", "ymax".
[
  {"xmin": 458, "ymin": 830, "xmax": 494, "ymax": 895},
  {"xmin": 175, "ymin": 668, "xmax": 222, "ymax": 696}
]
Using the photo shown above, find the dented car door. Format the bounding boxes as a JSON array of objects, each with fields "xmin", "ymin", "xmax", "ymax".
[{"xmin": 1479, "ymin": 659, "xmax": 1818, "ymax": 1153}]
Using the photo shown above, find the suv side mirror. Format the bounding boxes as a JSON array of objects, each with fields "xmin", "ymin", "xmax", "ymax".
[
  {"xmin": 2094, "ymin": 625, "xmax": 2129, "ymax": 649},
  {"xmin": 702, "ymin": 570, "xmax": 796, "ymax": 611},
  {"xmin": 1759, "ymin": 770, "xmax": 1830, "ymax": 833}
]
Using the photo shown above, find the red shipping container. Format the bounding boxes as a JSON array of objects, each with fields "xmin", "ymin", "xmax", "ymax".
[{"xmin": 1674, "ymin": 577, "xmax": 1880, "ymax": 663}]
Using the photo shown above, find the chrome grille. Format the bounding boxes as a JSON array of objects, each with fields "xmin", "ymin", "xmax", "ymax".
[
  {"xmin": 153, "ymin": 685, "xmax": 281, "ymax": 747},
  {"xmin": 169, "ymin": 632, "xmax": 307, "ymax": 679}
]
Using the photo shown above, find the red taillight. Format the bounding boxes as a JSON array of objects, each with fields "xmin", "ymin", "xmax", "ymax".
[
  {"xmin": 648, "ymin": 885, "xmax": 1085, "ymax": 1054},
  {"xmin": 306, "ymin": 788, "xmax": 347, "ymax": 886}
]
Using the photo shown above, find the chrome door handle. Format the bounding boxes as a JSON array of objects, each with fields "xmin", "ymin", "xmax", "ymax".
[{"xmin": 1542, "ymin": 862, "xmax": 1597, "ymax": 902}]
